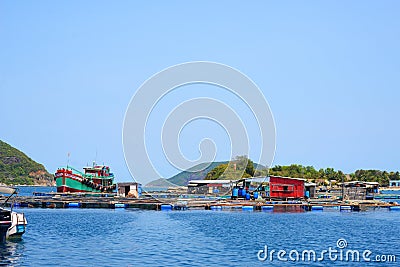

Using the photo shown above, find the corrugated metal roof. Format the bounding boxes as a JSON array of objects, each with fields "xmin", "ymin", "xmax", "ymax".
[
  {"xmin": 188, "ymin": 180, "xmax": 235, "ymax": 185},
  {"xmin": 244, "ymin": 177, "xmax": 270, "ymax": 183},
  {"xmin": 270, "ymin": 175, "xmax": 306, "ymax": 181}
]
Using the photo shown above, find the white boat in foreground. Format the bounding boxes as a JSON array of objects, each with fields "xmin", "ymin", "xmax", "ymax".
[{"xmin": 0, "ymin": 186, "xmax": 27, "ymax": 242}]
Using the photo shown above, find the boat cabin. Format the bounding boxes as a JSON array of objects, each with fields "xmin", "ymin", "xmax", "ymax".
[{"xmin": 83, "ymin": 165, "xmax": 111, "ymax": 177}]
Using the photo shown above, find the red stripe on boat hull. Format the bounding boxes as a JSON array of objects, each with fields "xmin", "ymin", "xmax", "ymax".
[{"xmin": 57, "ymin": 186, "xmax": 95, "ymax": 193}]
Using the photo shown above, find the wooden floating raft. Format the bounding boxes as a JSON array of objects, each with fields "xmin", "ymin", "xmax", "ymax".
[
  {"xmin": 204, "ymin": 202, "xmax": 398, "ymax": 212},
  {"xmin": 3, "ymin": 195, "xmax": 399, "ymax": 211}
]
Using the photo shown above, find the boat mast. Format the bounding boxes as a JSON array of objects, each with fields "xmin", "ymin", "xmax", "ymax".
[{"xmin": 67, "ymin": 152, "xmax": 70, "ymax": 168}]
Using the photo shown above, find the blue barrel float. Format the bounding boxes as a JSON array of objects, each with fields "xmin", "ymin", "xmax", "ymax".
[
  {"xmin": 239, "ymin": 188, "xmax": 245, "ymax": 197},
  {"xmin": 262, "ymin": 205, "xmax": 274, "ymax": 212},
  {"xmin": 340, "ymin": 205, "xmax": 352, "ymax": 212},
  {"xmin": 311, "ymin": 205, "xmax": 324, "ymax": 211},
  {"xmin": 232, "ymin": 188, "xmax": 239, "ymax": 198},
  {"xmin": 160, "ymin": 204, "xmax": 173, "ymax": 211},
  {"xmin": 253, "ymin": 192, "xmax": 259, "ymax": 199},
  {"xmin": 67, "ymin": 202, "xmax": 80, "ymax": 208},
  {"xmin": 210, "ymin": 205, "xmax": 222, "ymax": 211},
  {"xmin": 114, "ymin": 203, "xmax": 126, "ymax": 209},
  {"xmin": 245, "ymin": 193, "xmax": 251, "ymax": 200},
  {"xmin": 389, "ymin": 206, "xmax": 400, "ymax": 211},
  {"xmin": 242, "ymin": 206, "xmax": 254, "ymax": 211}
]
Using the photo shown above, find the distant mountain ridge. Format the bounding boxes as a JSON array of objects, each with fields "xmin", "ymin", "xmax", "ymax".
[
  {"xmin": 0, "ymin": 140, "xmax": 53, "ymax": 185},
  {"xmin": 145, "ymin": 161, "xmax": 265, "ymax": 187},
  {"xmin": 145, "ymin": 161, "xmax": 227, "ymax": 187}
]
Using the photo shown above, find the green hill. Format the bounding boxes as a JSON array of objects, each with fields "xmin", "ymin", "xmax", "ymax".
[
  {"xmin": 145, "ymin": 178, "xmax": 174, "ymax": 187},
  {"xmin": 0, "ymin": 140, "xmax": 53, "ymax": 185},
  {"xmin": 167, "ymin": 161, "xmax": 228, "ymax": 186},
  {"xmin": 205, "ymin": 156, "xmax": 268, "ymax": 180},
  {"xmin": 145, "ymin": 161, "xmax": 228, "ymax": 187},
  {"xmin": 145, "ymin": 159, "xmax": 267, "ymax": 187}
]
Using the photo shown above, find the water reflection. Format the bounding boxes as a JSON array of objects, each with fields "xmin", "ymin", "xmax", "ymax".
[{"xmin": 0, "ymin": 241, "xmax": 24, "ymax": 266}]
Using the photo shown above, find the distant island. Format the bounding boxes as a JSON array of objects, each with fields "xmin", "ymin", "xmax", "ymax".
[
  {"xmin": 0, "ymin": 140, "xmax": 53, "ymax": 186},
  {"xmin": 145, "ymin": 162, "xmax": 227, "ymax": 187}
]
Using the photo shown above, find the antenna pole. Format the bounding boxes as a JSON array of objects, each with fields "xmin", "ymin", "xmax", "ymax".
[{"xmin": 67, "ymin": 152, "xmax": 70, "ymax": 168}]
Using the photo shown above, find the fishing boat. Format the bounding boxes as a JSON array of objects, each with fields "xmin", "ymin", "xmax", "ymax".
[
  {"xmin": 55, "ymin": 162, "xmax": 116, "ymax": 193},
  {"xmin": 0, "ymin": 186, "xmax": 28, "ymax": 242}
]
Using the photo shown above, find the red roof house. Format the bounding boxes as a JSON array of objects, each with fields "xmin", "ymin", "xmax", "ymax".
[{"xmin": 269, "ymin": 176, "xmax": 305, "ymax": 199}]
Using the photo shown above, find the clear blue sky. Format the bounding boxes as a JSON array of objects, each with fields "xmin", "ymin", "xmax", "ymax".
[{"xmin": 1, "ymin": 1, "xmax": 399, "ymax": 182}]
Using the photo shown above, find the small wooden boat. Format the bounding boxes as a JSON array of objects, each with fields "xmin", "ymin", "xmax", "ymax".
[{"xmin": 0, "ymin": 186, "xmax": 27, "ymax": 242}]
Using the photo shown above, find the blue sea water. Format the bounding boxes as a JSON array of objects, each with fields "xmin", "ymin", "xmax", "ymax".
[
  {"xmin": 15, "ymin": 187, "xmax": 56, "ymax": 197},
  {"xmin": 380, "ymin": 190, "xmax": 400, "ymax": 195},
  {"xmin": 1, "ymin": 187, "xmax": 398, "ymax": 266},
  {"xmin": 0, "ymin": 207, "xmax": 398, "ymax": 266}
]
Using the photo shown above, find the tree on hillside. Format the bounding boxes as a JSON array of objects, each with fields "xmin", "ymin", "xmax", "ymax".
[
  {"xmin": 206, "ymin": 160, "xmax": 397, "ymax": 186},
  {"xmin": 269, "ymin": 164, "xmax": 347, "ymax": 185},
  {"xmin": 205, "ymin": 156, "xmax": 257, "ymax": 180},
  {"xmin": 245, "ymin": 158, "xmax": 255, "ymax": 177},
  {"xmin": 205, "ymin": 164, "xmax": 228, "ymax": 180}
]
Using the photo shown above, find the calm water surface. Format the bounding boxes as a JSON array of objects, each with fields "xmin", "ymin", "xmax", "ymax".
[
  {"xmin": 14, "ymin": 187, "xmax": 56, "ymax": 197},
  {"xmin": 1, "ymin": 187, "xmax": 397, "ymax": 266},
  {"xmin": 0, "ymin": 208, "xmax": 398, "ymax": 266}
]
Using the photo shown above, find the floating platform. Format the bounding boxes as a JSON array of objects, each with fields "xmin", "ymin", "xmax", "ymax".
[{"xmin": 2, "ymin": 194, "xmax": 399, "ymax": 212}]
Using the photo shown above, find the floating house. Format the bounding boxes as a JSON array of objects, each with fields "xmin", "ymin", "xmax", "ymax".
[
  {"xmin": 230, "ymin": 177, "xmax": 270, "ymax": 199},
  {"xmin": 187, "ymin": 180, "xmax": 235, "ymax": 194},
  {"xmin": 338, "ymin": 181, "xmax": 379, "ymax": 200},
  {"xmin": 187, "ymin": 176, "xmax": 307, "ymax": 200},
  {"xmin": 304, "ymin": 182, "xmax": 317, "ymax": 198},
  {"xmin": 233, "ymin": 176, "xmax": 306, "ymax": 200},
  {"xmin": 389, "ymin": 180, "xmax": 400, "ymax": 187},
  {"xmin": 117, "ymin": 182, "xmax": 142, "ymax": 198},
  {"xmin": 234, "ymin": 177, "xmax": 269, "ymax": 190},
  {"xmin": 269, "ymin": 176, "xmax": 305, "ymax": 199}
]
